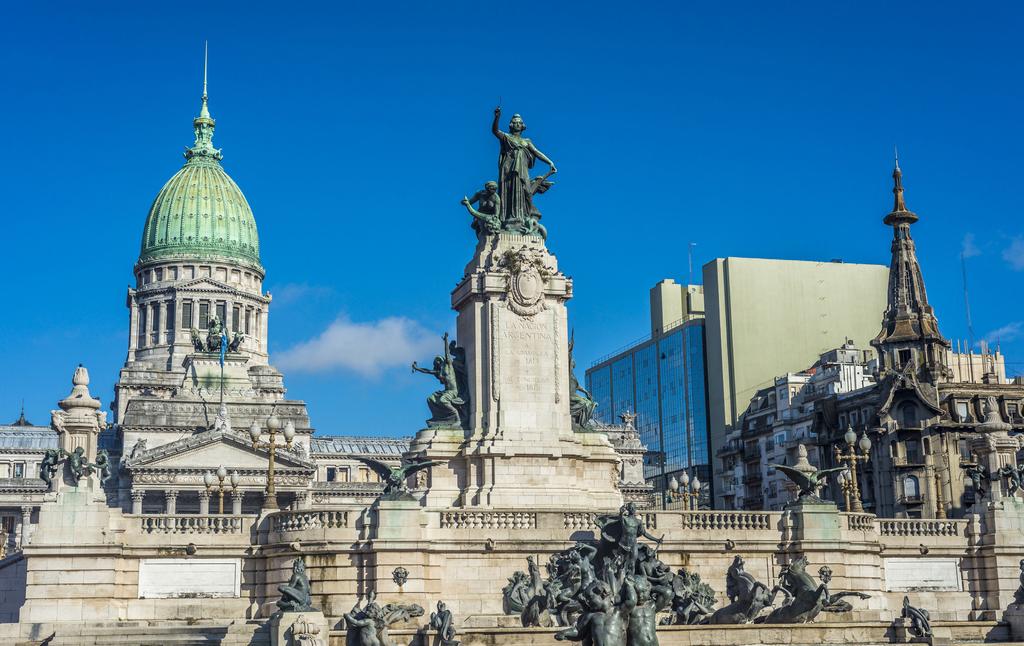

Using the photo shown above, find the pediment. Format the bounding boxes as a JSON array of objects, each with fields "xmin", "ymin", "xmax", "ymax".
[
  {"xmin": 127, "ymin": 430, "xmax": 314, "ymax": 472},
  {"xmin": 174, "ymin": 277, "xmax": 234, "ymax": 293}
]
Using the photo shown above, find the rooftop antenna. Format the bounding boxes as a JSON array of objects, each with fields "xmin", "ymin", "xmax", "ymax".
[
  {"xmin": 687, "ymin": 242, "xmax": 697, "ymax": 285},
  {"xmin": 961, "ymin": 249, "xmax": 975, "ymax": 350}
]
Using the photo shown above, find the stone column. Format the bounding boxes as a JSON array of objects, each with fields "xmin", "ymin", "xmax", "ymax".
[
  {"xmin": 260, "ymin": 307, "xmax": 268, "ymax": 352},
  {"xmin": 18, "ymin": 506, "xmax": 32, "ymax": 548},
  {"xmin": 174, "ymin": 297, "xmax": 183, "ymax": 340},
  {"xmin": 165, "ymin": 489, "xmax": 178, "ymax": 515},
  {"xmin": 231, "ymin": 490, "xmax": 243, "ymax": 515},
  {"xmin": 165, "ymin": 299, "xmax": 174, "ymax": 346},
  {"xmin": 131, "ymin": 489, "xmax": 144, "ymax": 515},
  {"xmin": 127, "ymin": 294, "xmax": 139, "ymax": 360},
  {"xmin": 155, "ymin": 301, "xmax": 164, "ymax": 345},
  {"xmin": 198, "ymin": 490, "xmax": 210, "ymax": 515}
]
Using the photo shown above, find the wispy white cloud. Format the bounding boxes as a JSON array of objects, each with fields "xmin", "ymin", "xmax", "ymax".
[
  {"xmin": 274, "ymin": 315, "xmax": 438, "ymax": 377},
  {"xmin": 982, "ymin": 321, "xmax": 1023, "ymax": 345},
  {"xmin": 961, "ymin": 233, "xmax": 980, "ymax": 259},
  {"xmin": 267, "ymin": 283, "xmax": 334, "ymax": 306},
  {"xmin": 1003, "ymin": 237, "xmax": 1024, "ymax": 271}
]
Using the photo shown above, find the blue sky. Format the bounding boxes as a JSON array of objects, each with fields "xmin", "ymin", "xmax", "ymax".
[{"xmin": 1, "ymin": 2, "xmax": 1021, "ymax": 435}]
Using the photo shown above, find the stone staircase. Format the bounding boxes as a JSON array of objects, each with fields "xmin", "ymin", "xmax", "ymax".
[{"xmin": 19, "ymin": 620, "xmax": 269, "ymax": 646}]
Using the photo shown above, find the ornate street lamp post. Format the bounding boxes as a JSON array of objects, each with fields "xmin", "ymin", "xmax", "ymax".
[
  {"xmin": 249, "ymin": 414, "xmax": 296, "ymax": 510},
  {"xmin": 671, "ymin": 471, "xmax": 702, "ymax": 510},
  {"xmin": 679, "ymin": 471, "xmax": 690, "ymax": 508},
  {"xmin": 934, "ymin": 471, "xmax": 947, "ymax": 519},
  {"xmin": 833, "ymin": 426, "xmax": 871, "ymax": 513},
  {"xmin": 667, "ymin": 476, "xmax": 679, "ymax": 503},
  {"xmin": 203, "ymin": 465, "xmax": 239, "ymax": 514},
  {"xmin": 837, "ymin": 468, "xmax": 853, "ymax": 512}
]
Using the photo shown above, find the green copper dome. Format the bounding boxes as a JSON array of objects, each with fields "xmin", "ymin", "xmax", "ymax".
[{"xmin": 138, "ymin": 93, "xmax": 262, "ymax": 271}]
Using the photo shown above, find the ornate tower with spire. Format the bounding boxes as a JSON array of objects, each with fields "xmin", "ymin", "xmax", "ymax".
[{"xmin": 871, "ymin": 159, "xmax": 951, "ymax": 384}]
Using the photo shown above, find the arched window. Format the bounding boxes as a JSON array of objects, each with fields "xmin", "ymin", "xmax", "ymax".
[
  {"xmin": 899, "ymin": 401, "xmax": 918, "ymax": 428},
  {"xmin": 903, "ymin": 475, "xmax": 920, "ymax": 500}
]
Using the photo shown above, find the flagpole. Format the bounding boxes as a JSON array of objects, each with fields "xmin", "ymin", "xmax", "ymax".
[{"xmin": 219, "ymin": 328, "xmax": 228, "ymax": 406}]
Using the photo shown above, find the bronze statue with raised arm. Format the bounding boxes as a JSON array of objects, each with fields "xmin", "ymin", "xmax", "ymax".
[{"xmin": 492, "ymin": 107, "xmax": 557, "ymax": 230}]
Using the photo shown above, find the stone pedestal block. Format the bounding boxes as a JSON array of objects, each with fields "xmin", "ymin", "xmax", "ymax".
[
  {"xmin": 373, "ymin": 498, "xmax": 430, "ymax": 541},
  {"xmin": 272, "ymin": 610, "xmax": 327, "ymax": 646},
  {"xmin": 1005, "ymin": 604, "xmax": 1024, "ymax": 640},
  {"xmin": 787, "ymin": 501, "xmax": 841, "ymax": 543},
  {"xmin": 407, "ymin": 427, "xmax": 466, "ymax": 509}
]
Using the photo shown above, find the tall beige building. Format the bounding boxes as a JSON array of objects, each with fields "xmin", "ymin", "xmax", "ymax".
[{"xmin": 702, "ymin": 257, "xmax": 889, "ymax": 506}]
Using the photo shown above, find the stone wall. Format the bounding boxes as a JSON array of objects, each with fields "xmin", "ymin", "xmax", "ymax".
[
  {"xmin": 0, "ymin": 554, "xmax": 26, "ymax": 623},
  {"xmin": 10, "ymin": 499, "xmax": 1024, "ymax": 638}
]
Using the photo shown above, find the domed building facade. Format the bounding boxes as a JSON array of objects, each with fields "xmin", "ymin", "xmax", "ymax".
[{"xmin": 109, "ymin": 87, "xmax": 404, "ymax": 515}]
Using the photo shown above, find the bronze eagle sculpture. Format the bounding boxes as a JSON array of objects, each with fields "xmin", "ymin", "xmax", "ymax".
[
  {"xmin": 353, "ymin": 456, "xmax": 442, "ymax": 500},
  {"xmin": 769, "ymin": 464, "xmax": 848, "ymax": 502}
]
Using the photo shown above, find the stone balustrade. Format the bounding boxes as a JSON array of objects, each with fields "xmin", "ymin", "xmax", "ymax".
[
  {"xmin": 272, "ymin": 509, "xmax": 351, "ymax": 533},
  {"xmin": 844, "ymin": 512, "xmax": 876, "ymax": 531},
  {"xmin": 440, "ymin": 511, "xmax": 537, "ymax": 529},
  {"xmin": 674, "ymin": 510, "xmax": 774, "ymax": 531},
  {"xmin": 562, "ymin": 512, "xmax": 599, "ymax": 531},
  {"xmin": 426, "ymin": 508, "xmax": 785, "ymax": 536},
  {"xmin": 878, "ymin": 518, "xmax": 966, "ymax": 537},
  {"xmin": 137, "ymin": 514, "xmax": 250, "ymax": 535}
]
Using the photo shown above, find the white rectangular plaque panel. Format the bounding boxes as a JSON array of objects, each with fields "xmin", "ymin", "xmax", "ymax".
[
  {"xmin": 138, "ymin": 558, "xmax": 241, "ymax": 599},
  {"xmin": 884, "ymin": 557, "xmax": 962, "ymax": 592}
]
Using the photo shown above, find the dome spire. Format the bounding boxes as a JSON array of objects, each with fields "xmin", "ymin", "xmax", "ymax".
[
  {"xmin": 199, "ymin": 40, "xmax": 211, "ymax": 120},
  {"xmin": 185, "ymin": 41, "xmax": 222, "ymax": 163}
]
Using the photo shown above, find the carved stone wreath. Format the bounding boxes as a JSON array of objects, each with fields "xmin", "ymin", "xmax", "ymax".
[{"xmin": 499, "ymin": 247, "xmax": 553, "ymax": 317}]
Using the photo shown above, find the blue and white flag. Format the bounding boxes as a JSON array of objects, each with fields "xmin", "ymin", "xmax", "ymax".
[{"xmin": 220, "ymin": 329, "xmax": 229, "ymax": 367}]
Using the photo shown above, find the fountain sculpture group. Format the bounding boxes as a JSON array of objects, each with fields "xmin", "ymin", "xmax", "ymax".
[{"xmin": 502, "ymin": 508, "xmax": 871, "ymax": 644}]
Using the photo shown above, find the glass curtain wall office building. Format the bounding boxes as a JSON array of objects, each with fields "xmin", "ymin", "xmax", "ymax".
[{"xmin": 586, "ymin": 317, "xmax": 711, "ymax": 494}]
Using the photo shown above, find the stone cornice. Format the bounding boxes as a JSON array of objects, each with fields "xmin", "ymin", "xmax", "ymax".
[
  {"xmin": 939, "ymin": 383, "xmax": 1024, "ymax": 398},
  {"xmin": 135, "ymin": 283, "xmax": 271, "ymax": 305},
  {"xmin": 130, "ymin": 466, "xmax": 314, "ymax": 476},
  {"xmin": 0, "ymin": 477, "xmax": 48, "ymax": 495}
]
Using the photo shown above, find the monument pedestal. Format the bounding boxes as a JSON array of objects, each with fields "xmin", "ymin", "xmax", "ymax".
[
  {"xmin": 412, "ymin": 232, "xmax": 621, "ymax": 511},
  {"xmin": 18, "ymin": 488, "xmax": 127, "ymax": 625},
  {"xmin": 974, "ymin": 498, "xmax": 1024, "ymax": 619},
  {"xmin": 968, "ymin": 410, "xmax": 1024, "ymax": 620},
  {"xmin": 271, "ymin": 610, "xmax": 327, "ymax": 646}
]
